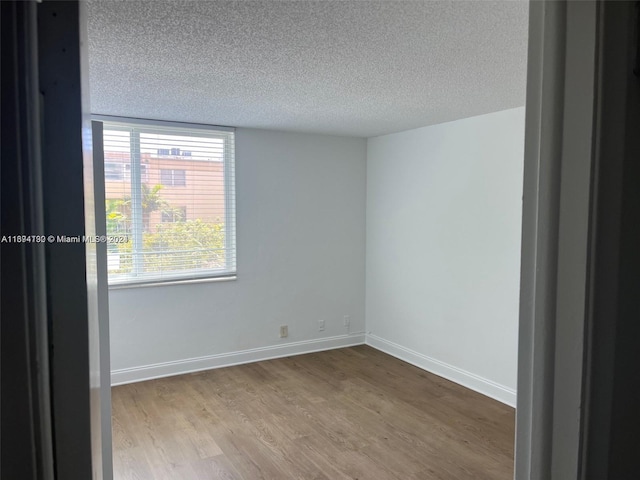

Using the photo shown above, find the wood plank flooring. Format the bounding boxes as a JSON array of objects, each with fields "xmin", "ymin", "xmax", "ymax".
[{"xmin": 111, "ymin": 345, "xmax": 515, "ymax": 479}]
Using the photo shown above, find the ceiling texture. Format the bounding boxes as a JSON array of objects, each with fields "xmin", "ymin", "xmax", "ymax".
[{"xmin": 87, "ymin": 0, "xmax": 529, "ymax": 138}]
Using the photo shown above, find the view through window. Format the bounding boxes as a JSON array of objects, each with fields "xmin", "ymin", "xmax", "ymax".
[{"xmin": 101, "ymin": 120, "xmax": 236, "ymax": 284}]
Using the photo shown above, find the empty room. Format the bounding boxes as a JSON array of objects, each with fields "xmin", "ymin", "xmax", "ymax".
[{"xmin": 87, "ymin": 1, "xmax": 528, "ymax": 478}]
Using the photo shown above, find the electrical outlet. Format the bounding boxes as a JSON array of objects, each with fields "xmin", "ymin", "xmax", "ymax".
[
  {"xmin": 318, "ymin": 319, "xmax": 325, "ymax": 331},
  {"xmin": 279, "ymin": 325, "xmax": 288, "ymax": 338},
  {"xmin": 343, "ymin": 315, "xmax": 350, "ymax": 327}
]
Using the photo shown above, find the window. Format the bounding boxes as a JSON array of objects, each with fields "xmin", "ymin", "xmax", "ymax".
[
  {"xmin": 106, "ymin": 162, "xmax": 149, "ymax": 182},
  {"xmin": 100, "ymin": 118, "xmax": 236, "ymax": 285},
  {"xmin": 124, "ymin": 163, "xmax": 149, "ymax": 182},
  {"xmin": 105, "ymin": 162, "xmax": 124, "ymax": 180},
  {"xmin": 160, "ymin": 168, "xmax": 186, "ymax": 187}
]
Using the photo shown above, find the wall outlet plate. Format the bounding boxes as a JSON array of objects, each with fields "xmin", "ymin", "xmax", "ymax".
[
  {"xmin": 279, "ymin": 325, "xmax": 288, "ymax": 338},
  {"xmin": 318, "ymin": 319, "xmax": 325, "ymax": 331}
]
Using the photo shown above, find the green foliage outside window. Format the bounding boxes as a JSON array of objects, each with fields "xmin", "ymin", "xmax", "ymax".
[
  {"xmin": 108, "ymin": 220, "xmax": 226, "ymax": 275},
  {"xmin": 106, "ymin": 185, "xmax": 226, "ymax": 275}
]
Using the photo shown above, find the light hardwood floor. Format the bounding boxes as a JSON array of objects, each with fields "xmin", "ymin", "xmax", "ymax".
[{"xmin": 112, "ymin": 345, "xmax": 515, "ymax": 479}]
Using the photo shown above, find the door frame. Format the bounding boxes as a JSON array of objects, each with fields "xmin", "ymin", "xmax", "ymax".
[{"xmin": 517, "ymin": 1, "xmax": 640, "ymax": 479}]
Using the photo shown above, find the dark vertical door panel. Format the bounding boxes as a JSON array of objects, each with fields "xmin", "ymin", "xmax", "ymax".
[
  {"xmin": 583, "ymin": 1, "xmax": 640, "ymax": 478},
  {"xmin": 37, "ymin": 0, "xmax": 103, "ymax": 478},
  {"xmin": 1, "ymin": 1, "xmax": 55, "ymax": 479}
]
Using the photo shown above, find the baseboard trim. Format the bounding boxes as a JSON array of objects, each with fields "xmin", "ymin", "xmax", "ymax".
[
  {"xmin": 366, "ymin": 334, "xmax": 517, "ymax": 407},
  {"xmin": 111, "ymin": 333, "xmax": 366, "ymax": 386}
]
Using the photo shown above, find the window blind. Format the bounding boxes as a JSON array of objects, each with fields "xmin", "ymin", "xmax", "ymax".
[{"xmin": 99, "ymin": 118, "xmax": 236, "ymax": 285}]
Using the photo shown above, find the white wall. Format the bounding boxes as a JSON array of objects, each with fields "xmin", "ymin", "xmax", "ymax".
[
  {"xmin": 109, "ymin": 111, "xmax": 523, "ymax": 406},
  {"xmin": 365, "ymin": 107, "xmax": 524, "ymax": 405},
  {"xmin": 109, "ymin": 128, "xmax": 366, "ymax": 380}
]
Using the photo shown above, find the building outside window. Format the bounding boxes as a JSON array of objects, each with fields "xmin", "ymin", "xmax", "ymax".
[
  {"xmin": 160, "ymin": 168, "xmax": 186, "ymax": 187},
  {"xmin": 99, "ymin": 118, "xmax": 236, "ymax": 285}
]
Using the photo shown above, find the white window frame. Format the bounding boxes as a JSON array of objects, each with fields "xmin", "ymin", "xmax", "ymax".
[
  {"xmin": 94, "ymin": 115, "xmax": 236, "ymax": 287},
  {"xmin": 160, "ymin": 168, "xmax": 186, "ymax": 187}
]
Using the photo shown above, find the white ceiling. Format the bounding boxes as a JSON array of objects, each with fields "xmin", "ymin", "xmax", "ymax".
[{"xmin": 87, "ymin": 0, "xmax": 529, "ymax": 138}]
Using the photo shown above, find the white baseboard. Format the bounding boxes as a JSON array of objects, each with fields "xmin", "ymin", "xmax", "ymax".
[
  {"xmin": 111, "ymin": 333, "xmax": 366, "ymax": 386},
  {"xmin": 365, "ymin": 334, "xmax": 517, "ymax": 407}
]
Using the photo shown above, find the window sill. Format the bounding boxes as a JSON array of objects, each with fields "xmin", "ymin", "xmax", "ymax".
[{"xmin": 108, "ymin": 274, "xmax": 237, "ymax": 290}]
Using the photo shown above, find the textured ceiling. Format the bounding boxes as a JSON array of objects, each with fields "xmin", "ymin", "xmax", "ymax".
[{"xmin": 87, "ymin": 0, "xmax": 529, "ymax": 137}]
